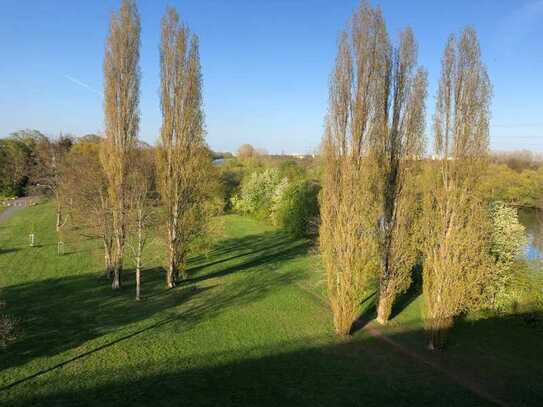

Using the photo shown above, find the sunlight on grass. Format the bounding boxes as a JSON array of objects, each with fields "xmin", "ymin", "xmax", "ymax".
[{"xmin": 1, "ymin": 202, "xmax": 542, "ymax": 406}]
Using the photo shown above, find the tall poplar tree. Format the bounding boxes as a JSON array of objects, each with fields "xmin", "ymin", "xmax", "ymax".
[
  {"xmin": 422, "ymin": 27, "xmax": 492, "ymax": 349},
  {"xmin": 102, "ymin": 0, "xmax": 141, "ymax": 289},
  {"xmin": 374, "ymin": 29, "xmax": 428, "ymax": 324},
  {"xmin": 157, "ymin": 8, "xmax": 212, "ymax": 288},
  {"xmin": 320, "ymin": 2, "xmax": 387, "ymax": 335}
]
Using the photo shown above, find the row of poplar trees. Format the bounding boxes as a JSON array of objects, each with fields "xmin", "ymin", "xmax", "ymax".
[
  {"xmin": 92, "ymin": 0, "xmax": 212, "ymax": 296},
  {"xmin": 320, "ymin": 1, "xmax": 492, "ymax": 349}
]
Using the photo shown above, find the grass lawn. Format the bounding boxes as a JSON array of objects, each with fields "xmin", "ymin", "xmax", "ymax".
[{"xmin": 1, "ymin": 201, "xmax": 542, "ymax": 406}]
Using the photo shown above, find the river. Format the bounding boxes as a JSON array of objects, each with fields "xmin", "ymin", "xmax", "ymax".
[{"xmin": 518, "ymin": 208, "xmax": 542, "ymax": 261}]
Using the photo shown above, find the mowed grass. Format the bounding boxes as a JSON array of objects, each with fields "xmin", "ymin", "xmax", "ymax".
[{"xmin": 0, "ymin": 201, "xmax": 541, "ymax": 406}]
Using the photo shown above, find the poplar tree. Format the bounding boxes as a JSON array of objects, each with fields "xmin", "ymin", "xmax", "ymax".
[
  {"xmin": 102, "ymin": 0, "xmax": 141, "ymax": 289},
  {"xmin": 422, "ymin": 27, "xmax": 492, "ymax": 349},
  {"xmin": 157, "ymin": 8, "xmax": 212, "ymax": 288},
  {"xmin": 320, "ymin": 2, "xmax": 387, "ymax": 335},
  {"xmin": 374, "ymin": 29, "xmax": 428, "ymax": 324}
]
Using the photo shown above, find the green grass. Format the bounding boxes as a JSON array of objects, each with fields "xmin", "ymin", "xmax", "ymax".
[{"xmin": 0, "ymin": 201, "xmax": 542, "ymax": 406}]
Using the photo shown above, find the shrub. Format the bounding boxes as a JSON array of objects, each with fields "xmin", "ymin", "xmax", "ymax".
[
  {"xmin": 488, "ymin": 202, "xmax": 529, "ymax": 309},
  {"xmin": 494, "ymin": 262, "xmax": 543, "ymax": 315},
  {"xmin": 273, "ymin": 179, "xmax": 320, "ymax": 238},
  {"xmin": 277, "ymin": 160, "xmax": 305, "ymax": 181},
  {"xmin": 219, "ymin": 169, "xmax": 242, "ymax": 211},
  {"xmin": 231, "ymin": 168, "xmax": 285, "ymax": 218}
]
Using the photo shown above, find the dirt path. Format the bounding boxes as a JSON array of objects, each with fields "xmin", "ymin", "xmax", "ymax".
[
  {"xmin": 362, "ymin": 324, "xmax": 510, "ymax": 407},
  {"xmin": 290, "ymin": 280, "xmax": 510, "ymax": 406}
]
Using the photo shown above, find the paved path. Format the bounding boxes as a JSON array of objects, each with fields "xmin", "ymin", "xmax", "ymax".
[{"xmin": 0, "ymin": 197, "xmax": 34, "ymax": 223}]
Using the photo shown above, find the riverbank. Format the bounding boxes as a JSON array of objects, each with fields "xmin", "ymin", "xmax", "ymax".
[{"xmin": 518, "ymin": 208, "xmax": 542, "ymax": 261}]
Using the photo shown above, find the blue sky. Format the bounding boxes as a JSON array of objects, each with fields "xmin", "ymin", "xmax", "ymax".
[{"xmin": 0, "ymin": 0, "xmax": 542, "ymax": 153}]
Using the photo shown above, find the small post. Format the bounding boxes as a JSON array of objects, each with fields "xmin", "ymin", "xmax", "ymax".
[
  {"xmin": 57, "ymin": 240, "xmax": 64, "ymax": 256},
  {"xmin": 29, "ymin": 233, "xmax": 35, "ymax": 247}
]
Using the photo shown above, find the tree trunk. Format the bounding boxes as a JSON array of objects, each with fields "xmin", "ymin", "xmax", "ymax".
[
  {"xmin": 111, "ymin": 232, "xmax": 124, "ymax": 289},
  {"xmin": 376, "ymin": 284, "xmax": 394, "ymax": 325},
  {"xmin": 167, "ymin": 250, "xmax": 177, "ymax": 288},
  {"xmin": 166, "ymin": 202, "xmax": 179, "ymax": 288},
  {"xmin": 136, "ymin": 216, "xmax": 143, "ymax": 300},
  {"xmin": 136, "ymin": 262, "xmax": 141, "ymax": 300},
  {"xmin": 104, "ymin": 240, "xmax": 114, "ymax": 279},
  {"xmin": 112, "ymin": 240, "xmax": 123, "ymax": 289},
  {"xmin": 178, "ymin": 251, "xmax": 187, "ymax": 281},
  {"xmin": 56, "ymin": 207, "xmax": 61, "ymax": 232},
  {"xmin": 112, "ymin": 262, "xmax": 122, "ymax": 289},
  {"xmin": 427, "ymin": 317, "xmax": 450, "ymax": 350},
  {"xmin": 376, "ymin": 242, "xmax": 393, "ymax": 325}
]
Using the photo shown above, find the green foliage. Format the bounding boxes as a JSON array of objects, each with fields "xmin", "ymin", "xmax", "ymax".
[
  {"xmin": 270, "ymin": 177, "xmax": 290, "ymax": 220},
  {"xmin": 277, "ymin": 159, "xmax": 306, "ymax": 181},
  {"xmin": 217, "ymin": 159, "xmax": 245, "ymax": 212},
  {"xmin": 0, "ymin": 139, "xmax": 32, "ymax": 196},
  {"xmin": 481, "ymin": 164, "xmax": 543, "ymax": 208},
  {"xmin": 231, "ymin": 168, "xmax": 286, "ymax": 219},
  {"xmin": 273, "ymin": 179, "xmax": 320, "ymax": 238},
  {"xmin": 492, "ymin": 262, "xmax": 543, "ymax": 314},
  {"xmin": 490, "ymin": 202, "xmax": 527, "ymax": 267},
  {"xmin": 488, "ymin": 202, "xmax": 529, "ymax": 309}
]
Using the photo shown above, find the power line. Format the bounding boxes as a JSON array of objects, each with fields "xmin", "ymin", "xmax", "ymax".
[{"xmin": 491, "ymin": 123, "xmax": 543, "ymax": 128}]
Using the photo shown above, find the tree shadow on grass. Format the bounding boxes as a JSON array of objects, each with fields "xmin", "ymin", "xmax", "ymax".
[
  {"xmin": 0, "ymin": 229, "xmax": 311, "ymax": 374},
  {"xmin": 350, "ymin": 291, "xmax": 378, "ymax": 334},
  {"xmin": 0, "ymin": 248, "xmax": 20, "ymax": 255},
  {"xmin": 4, "ymin": 309, "xmax": 543, "ymax": 407},
  {"xmin": 351, "ymin": 266, "xmax": 423, "ymax": 335},
  {"xmin": 185, "ymin": 231, "xmax": 312, "ymax": 283},
  {"xmin": 389, "ymin": 268, "xmax": 423, "ymax": 321}
]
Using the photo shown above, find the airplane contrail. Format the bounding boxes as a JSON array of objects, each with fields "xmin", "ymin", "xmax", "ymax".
[{"xmin": 64, "ymin": 74, "xmax": 103, "ymax": 96}]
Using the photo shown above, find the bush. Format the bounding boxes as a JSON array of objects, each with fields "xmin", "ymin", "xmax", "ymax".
[
  {"xmin": 231, "ymin": 168, "xmax": 286, "ymax": 218},
  {"xmin": 219, "ymin": 169, "xmax": 242, "ymax": 212},
  {"xmin": 488, "ymin": 202, "xmax": 529, "ymax": 309},
  {"xmin": 277, "ymin": 160, "xmax": 305, "ymax": 181},
  {"xmin": 273, "ymin": 179, "xmax": 320, "ymax": 238},
  {"xmin": 493, "ymin": 262, "xmax": 543, "ymax": 315}
]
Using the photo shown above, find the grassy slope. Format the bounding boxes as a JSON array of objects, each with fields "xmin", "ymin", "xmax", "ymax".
[{"xmin": 0, "ymin": 201, "xmax": 540, "ymax": 406}]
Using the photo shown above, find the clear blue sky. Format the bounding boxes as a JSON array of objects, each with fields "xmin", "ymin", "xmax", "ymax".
[{"xmin": 0, "ymin": 0, "xmax": 542, "ymax": 153}]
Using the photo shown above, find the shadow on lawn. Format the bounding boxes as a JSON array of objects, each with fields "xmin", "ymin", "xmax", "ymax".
[
  {"xmin": 0, "ymin": 230, "xmax": 311, "ymax": 374},
  {"xmin": 0, "ymin": 248, "xmax": 20, "ymax": 255},
  {"xmin": 186, "ymin": 232, "xmax": 311, "ymax": 284},
  {"xmin": 351, "ymin": 266, "xmax": 423, "ymax": 334},
  {"xmin": 4, "ymin": 310, "xmax": 543, "ymax": 407}
]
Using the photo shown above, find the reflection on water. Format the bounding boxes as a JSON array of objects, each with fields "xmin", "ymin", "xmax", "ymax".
[{"xmin": 518, "ymin": 208, "xmax": 542, "ymax": 261}]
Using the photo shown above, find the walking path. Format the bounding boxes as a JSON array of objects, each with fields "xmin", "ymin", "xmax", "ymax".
[
  {"xmin": 289, "ymin": 279, "xmax": 510, "ymax": 407},
  {"xmin": 0, "ymin": 197, "xmax": 35, "ymax": 223}
]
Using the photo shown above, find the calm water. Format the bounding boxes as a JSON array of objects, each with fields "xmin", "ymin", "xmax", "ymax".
[{"xmin": 518, "ymin": 208, "xmax": 542, "ymax": 261}]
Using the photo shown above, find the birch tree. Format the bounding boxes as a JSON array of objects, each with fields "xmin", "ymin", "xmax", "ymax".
[
  {"xmin": 61, "ymin": 141, "xmax": 114, "ymax": 277},
  {"xmin": 102, "ymin": 0, "xmax": 141, "ymax": 289},
  {"xmin": 127, "ymin": 146, "xmax": 156, "ymax": 300},
  {"xmin": 32, "ymin": 133, "xmax": 73, "ymax": 231}
]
